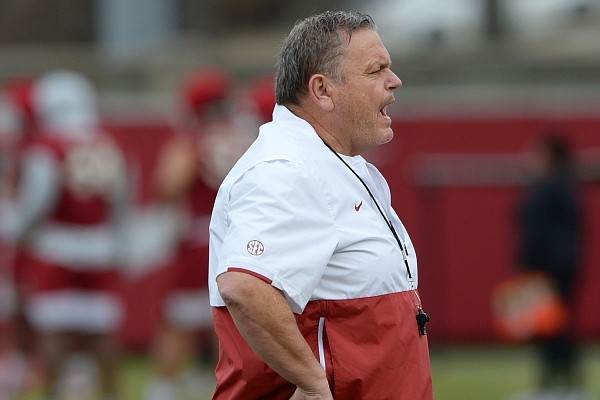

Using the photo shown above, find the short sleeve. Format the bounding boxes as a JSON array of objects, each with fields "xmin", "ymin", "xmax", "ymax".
[{"xmin": 215, "ymin": 159, "xmax": 338, "ymax": 313}]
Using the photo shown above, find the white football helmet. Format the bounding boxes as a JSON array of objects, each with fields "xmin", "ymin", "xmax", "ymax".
[{"xmin": 33, "ymin": 70, "xmax": 99, "ymax": 139}]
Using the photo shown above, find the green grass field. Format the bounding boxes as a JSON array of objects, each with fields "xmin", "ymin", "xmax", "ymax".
[
  {"xmin": 18, "ymin": 343, "xmax": 600, "ymax": 400},
  {"xmin": 429, "ymin": 344, "xmax": 600, "ymax": 400}
]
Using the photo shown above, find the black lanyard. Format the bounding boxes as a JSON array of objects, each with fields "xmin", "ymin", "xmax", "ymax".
[
  {"xmin": 321, "ymin": 139, "xmax": 429, "ymax": 335},
  {"xmin": 321, "ymin": 140, "xmax": 413, "ymax": 282},
  {"xmin": 322, "ymin": 139, "xmax": 430, "ymax": 336}
]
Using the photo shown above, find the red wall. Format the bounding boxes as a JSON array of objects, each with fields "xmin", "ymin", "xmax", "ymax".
[
  {"xmin": 376, "ymin": 116, "xmax": 600, "ymax": 343},
  {"xmin": 107, "ymin": 115, "xmax": 600, "ymax": 348}
]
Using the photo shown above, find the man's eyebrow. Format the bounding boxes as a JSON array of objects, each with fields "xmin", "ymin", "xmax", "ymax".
[{"xmin": 365, "ymin": 58, "xmax": 392, "ymax": 70}]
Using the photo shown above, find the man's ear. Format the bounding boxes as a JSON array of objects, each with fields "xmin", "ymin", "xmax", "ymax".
[{"xmin": 308, "ymin": 74, "xmax": 334, "ymax": 112}]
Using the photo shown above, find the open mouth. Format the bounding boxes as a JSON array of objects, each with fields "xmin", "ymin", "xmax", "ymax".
[{"xmin": 380, "ymin": 106, "xmax": 388, "ymax": 117}]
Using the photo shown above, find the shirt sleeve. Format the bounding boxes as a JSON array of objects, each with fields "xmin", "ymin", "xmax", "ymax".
[{"xmin": 215, "ymin": 159, "xmax": 338, "ymax": 313}]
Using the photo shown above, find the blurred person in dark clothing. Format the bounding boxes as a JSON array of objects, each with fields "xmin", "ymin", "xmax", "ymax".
[{"xmin": 518, "ymin": 133, "xmax": 585, "ymax": 397}]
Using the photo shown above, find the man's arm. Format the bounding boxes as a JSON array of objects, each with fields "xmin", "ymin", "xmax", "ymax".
[
  {"xmin": 0, "ymin": 148, "xmax": 60, "ymax": 243},
  {"xmin": 152, "ymin": 135, "xmax": 197, "ymax": 203},
  {"xmin": 217, "ymin": 271, "xmax": 333, "ymax": 399}
]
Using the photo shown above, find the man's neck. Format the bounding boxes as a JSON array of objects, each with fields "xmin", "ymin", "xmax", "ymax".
[{"xmin": 286, "ymin": 103, "xmax": 353, "ymax": 156}]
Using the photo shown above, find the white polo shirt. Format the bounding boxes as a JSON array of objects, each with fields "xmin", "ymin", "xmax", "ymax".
[{"xmin": 208, "ymin": 105, "xmax": 417, "ymax": 314}]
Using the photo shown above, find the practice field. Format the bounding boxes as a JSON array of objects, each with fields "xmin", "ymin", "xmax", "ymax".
[
  {"xmin": 18, "ymin": 343, "xmax": 600, "ymax": 399},
  {"xmin": 119, "ymin": 344, "xmax": 600, "ymax": 400},
  {"xmin": 429, "ymin": 344, "xmax": 600, "ymax": 400}
]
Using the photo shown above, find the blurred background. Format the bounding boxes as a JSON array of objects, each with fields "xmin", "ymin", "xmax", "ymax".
[{"xmin": 1, "ymin": 0, "xmax": 600, "ymax": 399}]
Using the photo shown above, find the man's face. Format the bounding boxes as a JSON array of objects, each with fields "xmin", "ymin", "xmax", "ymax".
[{"xmin": 331, "ymin": 29, "xmax": 401, "ymax": 155}]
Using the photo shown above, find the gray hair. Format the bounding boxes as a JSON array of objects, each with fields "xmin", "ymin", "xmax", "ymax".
[{"xmin": 275, "ymin": 10, "xmax": 376, "ymax": 106}]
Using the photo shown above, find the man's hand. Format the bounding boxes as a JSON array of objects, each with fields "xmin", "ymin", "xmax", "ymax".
[
  {"xmin": 218, "ymin": 271, "xmax": 332, "ymax": 398},
  {"xmin": 289, "ymin": 384, "xmax": 334, "ymax": 400}
]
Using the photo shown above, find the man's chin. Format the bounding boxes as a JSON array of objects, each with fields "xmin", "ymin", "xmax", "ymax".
[{"xmin": 380, "ymin": 128, "xmax": 394, "ymax": 145}]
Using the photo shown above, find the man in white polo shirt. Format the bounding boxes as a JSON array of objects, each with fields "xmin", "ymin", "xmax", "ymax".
[{"xmin": 208, "ymin": 10, "xmax": 433, "ymax": 400}]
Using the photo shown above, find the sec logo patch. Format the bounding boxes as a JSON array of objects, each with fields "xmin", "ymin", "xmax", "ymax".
[{"xmin": 247, "ymin": 240, "xmax": 264, "ymax": 256}]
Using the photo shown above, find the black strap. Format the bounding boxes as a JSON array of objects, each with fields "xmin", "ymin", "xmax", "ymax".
[{"xmin": 321, "ymin": 140, "xmax": 413, "ymax": 281}]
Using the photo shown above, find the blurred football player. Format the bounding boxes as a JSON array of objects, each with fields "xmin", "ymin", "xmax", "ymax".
[
  {"xmin": 142, "ymin": 68, "xmax": 261, "ymax": 400},
  {"xmin": 0, "ymin": 76, "xmax": 38, "ymax": 399},
  {"xmin": 0, "ymin": 70, "xmax": 128, "ymax": 400}
]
